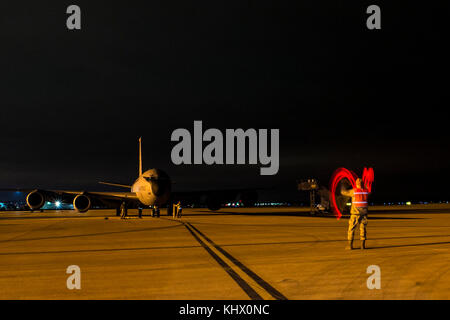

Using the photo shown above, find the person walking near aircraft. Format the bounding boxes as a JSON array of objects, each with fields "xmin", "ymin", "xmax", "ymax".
[
  {"xmin": 341, "ymin": 178, "xmax": 370, "ymax": 250},
  {"xmin": 176, "ymin": 201, "xmax": 182, "ymax": 218},
  {"xmin": 120, "ymin": 201, "xmax": 127, "ymax": 219}
]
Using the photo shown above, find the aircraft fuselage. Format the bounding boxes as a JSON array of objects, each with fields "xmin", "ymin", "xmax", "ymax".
[{"xmin": 131, "ymin": 168, "xmax": 171, "ymax": 207}]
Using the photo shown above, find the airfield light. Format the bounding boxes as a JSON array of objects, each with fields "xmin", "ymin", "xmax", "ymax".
[
  {"xmin": 406, "ymin": 201, "xmax": 411, "ymax": 206},
  {"xmin": 55, "ymin": 201, "xmax": 61, "ymax": 208}
]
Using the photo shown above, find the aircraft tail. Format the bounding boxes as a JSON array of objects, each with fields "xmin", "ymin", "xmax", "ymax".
[{"xmin": 139, "ymin": 137, "xmax": 143, "ymax": 176}]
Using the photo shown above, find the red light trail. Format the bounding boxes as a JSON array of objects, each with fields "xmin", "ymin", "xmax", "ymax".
[{"xmin": 329, "ymin": 167, "xmax": 374, "ymax": 220}]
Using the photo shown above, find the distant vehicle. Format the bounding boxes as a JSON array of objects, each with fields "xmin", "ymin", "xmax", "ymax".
[
  {"xmin": 1, "ymin": 138, "xmax": 258, "ymax": 216},
  {"xmin": 297, "ymin": 179, "xmax": 333, "ymax": 215}
]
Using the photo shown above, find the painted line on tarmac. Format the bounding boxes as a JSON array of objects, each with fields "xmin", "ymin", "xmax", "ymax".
[
  {"xmin": 184, "ymin": 222, "xmax": 287, "ymax": 300},
  {"xmin": 183, "ymin": 222, "xmax": 262, "ymax": 300}
]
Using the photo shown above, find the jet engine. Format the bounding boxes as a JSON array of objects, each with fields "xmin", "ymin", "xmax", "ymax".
[
  {"xmin": 73, "ymin": 194, "xmax": 91, "ymax": 213},
  {"xmin": 206, "ymin": 195, "xmax": 221, "ymax": 211},
  {"xmin": 26, "ymin": 190, "xmax": 45, "ymax": 210}
]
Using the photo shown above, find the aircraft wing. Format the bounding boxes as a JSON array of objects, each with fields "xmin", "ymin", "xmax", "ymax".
[
  {"xmin": 51, "ymin": 190, "xmax": 139, "ymax": 201},
  {"xmin": 0, "ymin": 188, "xmax": 140, "ymax": 209}
]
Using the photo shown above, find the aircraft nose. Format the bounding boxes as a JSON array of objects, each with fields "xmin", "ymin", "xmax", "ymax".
[{"xmin": 151, "ymin": 179, "xmax": 168, "ymax": 196}]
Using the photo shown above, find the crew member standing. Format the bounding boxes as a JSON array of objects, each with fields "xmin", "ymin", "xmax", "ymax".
[
  {"xmin": 173, "ymin": 201, "xmax": 182, "ymax": 219},
  {"xmin": 120, "ymin": 201, "xmax": 127, "ymax": 219},
  {"xmin": 341, "ymin": 178, "xmax": 370, "ymax": 250},
  {"xmin": 176, "ymin": 201, "xmax": 182, "ymax": 218}
]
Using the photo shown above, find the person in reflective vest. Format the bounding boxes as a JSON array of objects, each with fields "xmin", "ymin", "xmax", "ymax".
[{"xmin": 341, "ymin": 178, "xmax": 370, "ymax": 250}]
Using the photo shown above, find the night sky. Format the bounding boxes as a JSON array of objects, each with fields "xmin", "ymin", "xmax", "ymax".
[{"xmin": 1, "ymin": 1, "xmax": 449, "ymax": 202}]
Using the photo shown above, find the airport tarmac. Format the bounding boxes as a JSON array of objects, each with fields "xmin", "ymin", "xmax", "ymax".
[{"xmin": 1, "ymin": 205, "xmax": 450, "ymax": 300}]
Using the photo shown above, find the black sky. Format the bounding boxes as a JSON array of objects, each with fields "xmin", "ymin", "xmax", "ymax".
[{"xmin": 0, "ymin": 1, "xmax": 449, "ymax": 202}]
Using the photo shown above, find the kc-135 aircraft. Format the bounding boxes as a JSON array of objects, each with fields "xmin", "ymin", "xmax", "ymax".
[{"xmin": 2, "ymin": 138, "xmax": 258, "ymax": 216}]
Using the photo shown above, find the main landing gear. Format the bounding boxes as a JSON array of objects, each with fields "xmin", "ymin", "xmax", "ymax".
[{"xmin": 152, "ymin": 206, "xmax": 160, "ymax": 218}]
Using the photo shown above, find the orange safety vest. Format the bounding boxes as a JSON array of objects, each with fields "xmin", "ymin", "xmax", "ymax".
[{"xmin": 353, "ymin": 188, "xmax": 369, "ymax": 208}]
